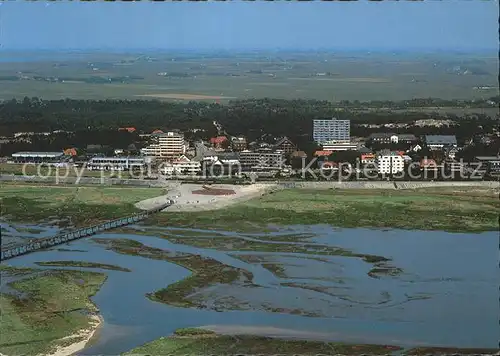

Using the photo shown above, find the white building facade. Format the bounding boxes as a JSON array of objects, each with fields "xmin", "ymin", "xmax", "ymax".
[
  {"xmin": 376, "ymin": 155, "xmax": 405, "ymax": 175},
  {"xmin": 87, "ymin": 156, "xmax": 146, "ymax": 171},
  {"xmin": 161, "ymin": 155, "xmax": 201, "ymax": 175},
  {"xmin": 141, "ymin": 131, "xmax": 186, "ymax": 159},
  {"xmin": 322, "ymin": 142, "xmax": 358, "ymax": 151}
]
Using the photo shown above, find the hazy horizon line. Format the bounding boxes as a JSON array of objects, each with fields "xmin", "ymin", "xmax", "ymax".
[{"xmin": 0, "ymin": 47, "xmax": 497, "ymax": 54}]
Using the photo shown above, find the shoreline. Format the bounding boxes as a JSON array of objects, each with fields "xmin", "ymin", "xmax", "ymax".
[
  {"xmin": 40, "ymin": 314, "xmax": 103, "ymax": 356},
  {"xmin": 124, "ymin": 326, "xmax": 500, "ymax": 355},
  {"xmin": 0, "ymin": 315, "xmax": 102, "ymax": 356},
  {"xmin": 196, "ymin": 325, "xmax": 453, "ymax": 348}
]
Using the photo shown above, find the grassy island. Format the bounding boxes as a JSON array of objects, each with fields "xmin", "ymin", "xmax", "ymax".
[
  {"xmin": 35, "ymin": 260, "xmax": 132, "ymax": 272},
  {"xmin": 0, "ymin": 265, "xmax": 106, "ymax": 356},
  {"xmin": 123, "ymin": 327, "xmax": 403, "ymax": 355},
  {"xmin": 124, "ymin": 327, "xmax": 500, "ymax": 356}
]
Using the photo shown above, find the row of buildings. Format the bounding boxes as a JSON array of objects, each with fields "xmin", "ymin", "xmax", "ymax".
[{"xmin": 6, "ymin": 117, "xmax": 499, "ymax": 178}]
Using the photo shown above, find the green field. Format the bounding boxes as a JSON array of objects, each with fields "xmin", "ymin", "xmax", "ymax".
[
  {"xmin": 0, "ymin": 266, "xmax": 106, "ymax": 356},
  {"xmin": 148, "ymin": 186, "xmax": 500, "ymax": 233},
  {"xmin": 0, "ymin": 51, "xmax": 497, "ymax": 101},
  {"xmin": 0, "ymin": 184, "xmax": 165, "ymax": 226}
]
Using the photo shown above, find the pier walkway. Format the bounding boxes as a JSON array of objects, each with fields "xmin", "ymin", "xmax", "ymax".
[{"xmin": 0, "ymin": 201, "xmax": 172, "ymax": 261}]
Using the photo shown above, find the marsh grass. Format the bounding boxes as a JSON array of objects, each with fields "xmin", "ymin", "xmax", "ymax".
[
  {"xmin": 35, "ymin": 261, "xmax": 132, "ymax": 272},
  {"xmin": 0, "ymin": 268, "xmax": 106, "ymax": 356},
  {"xmin": 162, "ymin": 235, "xmax": 390, "ymax": 264},
  {"xmin": 123, "ymin": 328, "xmax": 403, "ymax": 355},
  {"xmin": 148, "ymin": 188, "xmax": 500, "ymax": 233},
  {"xmin": 91, "ymin": 238, "xmax": 253, "ymax": 308},
  {"xmin": 0, "ymin": 185, "xmax": 165, "ymax": 226}
]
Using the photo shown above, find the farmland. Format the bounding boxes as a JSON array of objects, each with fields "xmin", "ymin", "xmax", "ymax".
[{"xmin": 0, "ymin": 50, "xmax": 497, "ymax": 102}]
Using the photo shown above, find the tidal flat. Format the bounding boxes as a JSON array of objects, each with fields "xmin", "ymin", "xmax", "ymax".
[
  {"xmin": 1, "ymin": 184, "xmax": 499, "ymax": 354},
  {"xmin": 92, "ymin": 238, "xmax": 255, "ymax": 309},
  {"xmin": 2, "ymin": 225, "xmax": 498, "ymax": 354}
]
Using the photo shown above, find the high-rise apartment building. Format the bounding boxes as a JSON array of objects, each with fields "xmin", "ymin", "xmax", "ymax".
[
  {"xmin": 313, "ymin": 118, "xmax": 350, "ymax": 144},
  {"xmin": 141, "ymin": 131, "xmax": 186, "ymax": 159}
]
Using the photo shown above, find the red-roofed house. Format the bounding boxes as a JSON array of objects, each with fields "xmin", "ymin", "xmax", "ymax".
[
  {"xmin": 119, "ymin": 127, "xmax": 136, "ymax": 133},
  {"xmin": 63, "ymin": 148, "xmax": 77, "ymax": 156},
  {"xmin": 314, "ymin": 150, "xmax": 332, "ymax": 157},
  {"xmin": 210, "ymin": 136, "xmax": 228, "ymax": 149},
  {"xmin": 420, "ymin": 158, "xmax": 437, "ymax": 168},
  {"xmin": 361, "ymin": 154, "xmax": 376, "ymax": 164},
  {"xmin": 152, "ymin": 129, "xmax": 164, "ymax": 134}
]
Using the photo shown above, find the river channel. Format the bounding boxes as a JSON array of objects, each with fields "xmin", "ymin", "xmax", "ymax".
[{"xmin": 1, "ymin": 223, "xmax": 498, "ymax": 354}]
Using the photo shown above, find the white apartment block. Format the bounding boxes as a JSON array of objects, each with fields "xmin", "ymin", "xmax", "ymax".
[
  {"xmin": 87, "ymin": 156, "xmax": 146, "ymax": 171},
  {"xmin": 377, "ymin": 155, "xmax": 405, "ymax": 175},
  {"xmin": 162, "ymin": 155, "xmax": 201, "ymax": 175},
  {"xmin": 322, "ymin": 142, "xmax": 358, "ymax": 151},
  {"xmin": 141, "ymin": 131, "xmax": 186, "ymax": 159},
  {"xmin": 313, "ymin": 118, "xmax": 350, "ymax": 144}
]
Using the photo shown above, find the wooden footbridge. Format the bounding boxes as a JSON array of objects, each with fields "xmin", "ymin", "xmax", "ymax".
[{"xmin": 0, "ymin": 201, "xmax": 173, "ymax": 261}]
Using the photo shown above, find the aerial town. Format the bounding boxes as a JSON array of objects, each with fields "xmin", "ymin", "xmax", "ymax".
[
  {"xmin": 1, "ymin": 2, "xmax": 499, "ymax": 356},
  {"xmin": 3, "ymin": 116, "xmax": 500, "ymax": 181}
]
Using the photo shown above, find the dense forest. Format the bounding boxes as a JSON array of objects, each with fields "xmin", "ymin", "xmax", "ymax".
[{"xmin": 0, "ymin": 97, "xmax": 498, "ymax": 157}]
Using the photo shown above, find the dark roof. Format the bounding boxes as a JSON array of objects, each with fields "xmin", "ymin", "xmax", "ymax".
[
  {"xmin": 425, "ymin": 135, "xmax": 457, "ymax": 145},
  {"xmin": 218, "ymin": 152, "xmax": 239, "ymax": 160},
  {"xmin": 231, "ymin": 136, "xmax": 247, "ymax": 142},
  {"xmin": 291, "ymin": 150, "xmax": 307, "ymax": 158},
  {"xmin": 368, "ymin": 133, "xmax": 417, "ymax": 140},
  {"xmin": 358, "ymin": 146, "xmax": 373, "ymax": 154},
  {"xmin": 397, "ymin": 134, "xmax": 417, "ymax": 140},
  {"xmin": 368, "ymin": 133, "xmax": 396, "ymax": 139},
  {"xmin": 475, "ymin": 156, "xmax": 500, "ymax": 162},
  {"xmin": 274, "ymin": 136, "xmax": 295, "ymax": 147},
  {"xmin": 193, "ymin": 141, "xmax": 217, "ymax": 161}
]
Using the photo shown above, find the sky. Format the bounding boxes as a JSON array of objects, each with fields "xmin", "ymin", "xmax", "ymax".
[{"xmin": 0, "ymin": 0, "xmax": 498, "ymax": 51}]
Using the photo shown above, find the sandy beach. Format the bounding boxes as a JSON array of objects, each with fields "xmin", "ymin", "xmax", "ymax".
[
  {"xmin": 135, "ymin": 183, "xmax": 276, "ymax": 212},
  {"xmin": 41, "ymin": 314, "xmax": 102, "ymax": 356}
]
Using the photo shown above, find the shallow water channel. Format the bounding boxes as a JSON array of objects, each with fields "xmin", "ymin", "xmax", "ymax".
[{"xmin": 1, "ymin": 223, "xmax": 498, "ymax": 354}]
